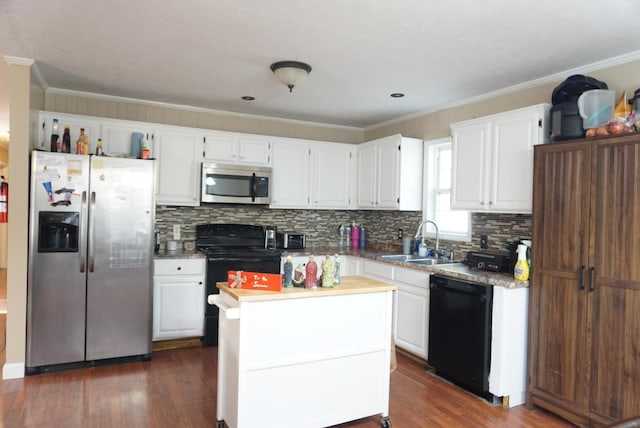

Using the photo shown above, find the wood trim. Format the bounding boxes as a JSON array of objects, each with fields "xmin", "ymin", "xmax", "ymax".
[
  {"xmin": 152, "ymin": 337, "xmax": 203, "ymax": 352},
  {"xmin": 529, "ymin": 394, "xmax": 590, "ymax": 427}
]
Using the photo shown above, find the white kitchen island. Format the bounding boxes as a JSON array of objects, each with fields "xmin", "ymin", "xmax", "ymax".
[{"xmin": 209, "ymin": 276, "xmax": 396, "ymax": 428}]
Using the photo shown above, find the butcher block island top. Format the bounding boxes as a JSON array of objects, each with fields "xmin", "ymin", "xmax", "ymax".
[{"xmin": 216, "ymin": 275, "xmax": 396, "ymax": 302}]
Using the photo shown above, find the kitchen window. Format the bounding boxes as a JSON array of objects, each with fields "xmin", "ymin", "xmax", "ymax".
[{"xmin": 423, "ymin": 137, "xmax": 471, "ymax": 241}]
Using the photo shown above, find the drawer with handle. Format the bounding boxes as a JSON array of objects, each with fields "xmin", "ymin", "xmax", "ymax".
[{"xmin": 154, "ymin": 258, "xmax": 205, "ymax": 276}]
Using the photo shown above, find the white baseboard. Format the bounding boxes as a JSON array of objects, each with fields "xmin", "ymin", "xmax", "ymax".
[
  {"xmin": 3, "ymin": 362, "xmax": 25, "ymax": 379},
  {"xmin": 506, "ymin": 391, "xmax": 526, "ymax": 408}
]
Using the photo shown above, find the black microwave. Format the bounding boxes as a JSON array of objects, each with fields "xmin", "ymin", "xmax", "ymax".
[{"xmin": 201, "ymin": 163, "xmax": 271, "ymax": 204}]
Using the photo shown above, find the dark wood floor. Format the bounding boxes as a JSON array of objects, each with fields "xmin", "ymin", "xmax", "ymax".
[{"xmin": 0, "ymin": 341, "xmax": 573, "ymax": 428}]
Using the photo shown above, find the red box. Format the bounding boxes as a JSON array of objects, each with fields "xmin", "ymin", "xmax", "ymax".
[{"xmin": 227, "ymin": 270, "xmax": 282, "ymax": 292}]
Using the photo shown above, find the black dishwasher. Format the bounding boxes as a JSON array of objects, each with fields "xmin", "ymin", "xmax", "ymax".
[{"xmin": 428, "ymin": 274, "xmax": 494, "ymax": 401}]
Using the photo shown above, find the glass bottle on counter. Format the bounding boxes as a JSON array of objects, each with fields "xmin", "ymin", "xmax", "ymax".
[
  {"xmin": 334, "ymin": 254, "xmax": 341, "ymax": 285},
  {"xmin": 50, "ymin": 118, "xmax": 60, "ymax": 152},
  {"xmin": 283, "ymin": 256, "xmax": 293, "ymax": 288},
  {"xmin": 83, "ymin": 134, "xmax": 89, "ymax": 155},
  {"xmin": 95, "ymin": 138, "xmax": 104, "ymax": 156},
  {"xmin": 61, "ymin": 125, "xmax": 71, "ymax": 153},
  {"xmin": 76, "ymin": 128, "xmax": 85, "ymax": 154},
  {"xmin": 140, "ymin": 142, "xmax": 150, "ymax": 159},
  {"xmin": 305, "ymin": 255, "xmax": 318, "ymax": 289}
]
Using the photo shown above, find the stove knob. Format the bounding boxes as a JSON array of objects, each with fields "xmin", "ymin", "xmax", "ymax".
[{"xmin": 478, "ymin": 262, "xmax": 485, "ymax": 269}]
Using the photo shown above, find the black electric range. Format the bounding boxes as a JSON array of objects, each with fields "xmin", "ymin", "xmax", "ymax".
[{"xmin": 196, "ymin": 224, "xmax": 281, "ymax": 346}]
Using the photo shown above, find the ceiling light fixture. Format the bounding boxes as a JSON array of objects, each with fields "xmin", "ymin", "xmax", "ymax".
[{"xmin": 270, "ymin": 61, "xmax": 312, "ymax": 93}]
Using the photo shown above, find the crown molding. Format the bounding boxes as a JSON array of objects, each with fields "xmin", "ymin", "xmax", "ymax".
[
  {"xmin": 3, "ymin": 56, "xmax": 48, "ymax": 90},
  {"xmin": 366, "ymin": 49, "xmax": 640, "ymax": 131},
  {"xmin": 30, "ymin": 62, "xmax": 48, "ymax": 91},
  {"xmin": 46, "ymin": 87, "xmax": 363, "ymax": 133},
  {"xmin": 3, "ymin": 56, "xmax": 34, "ymax": 66}
]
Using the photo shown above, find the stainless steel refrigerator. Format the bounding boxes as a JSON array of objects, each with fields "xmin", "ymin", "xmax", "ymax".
[{"xmin": 27, "ymin": 151, "xmax": 156, "ymax": 373}]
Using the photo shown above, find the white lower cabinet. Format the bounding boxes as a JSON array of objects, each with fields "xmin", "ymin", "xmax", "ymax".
[
  {"xmin": 393, "ymin": 267, "xmax": 430, "ymax": 359},
  {"xmin": 341, "ymin": 255, "xmax": 360, "ymax": 276},
  {"xmin": 361, "ymin": 260, "xmax": 430, "ymax": 359},
  {"xmin": 362, "ymin": 260, "xmax": 394, "ymax": 282},
  {"xmin": 153, "ymin": 258, "xmax": 205, "ymax": 341}
]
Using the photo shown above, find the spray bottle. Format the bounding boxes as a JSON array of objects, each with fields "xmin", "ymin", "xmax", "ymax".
[{"xmin": 514, "ymin": 244, "xmax": 530, "ymax": 281}]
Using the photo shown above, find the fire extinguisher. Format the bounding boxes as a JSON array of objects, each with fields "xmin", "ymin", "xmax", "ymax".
[{"xmin": 0, "ymin": 176, "xmax": 7, "ymax": 223}]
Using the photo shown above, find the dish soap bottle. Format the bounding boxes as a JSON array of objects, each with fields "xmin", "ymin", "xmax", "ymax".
[
  {"xmin": 418, "ymin": 240, "xmax": 427, "ymax": 257},
  {"xmin": 514, "ymin": 244, "xmax": 530, "ymax": 281}
]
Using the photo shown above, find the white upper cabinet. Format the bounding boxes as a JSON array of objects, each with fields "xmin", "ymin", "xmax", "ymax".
[
  {"xmin": 270, "ymin": 138, "xmax": 311, "ymax": 208},
  {"xmin": 34, "ymin": 111, "xmax": 100, "ymax": 154},
  {"xmin": 203, "ymin": 131, "xmax": 271, "ymax": 166},
  {"xmin": 357, "ymin": 134, "xmax": 423, "ymax": 210},
  {"xmin": 357, "ymin": 142, "xmax": 377, "ymax": 208},
  {"xmin": 450, "ymin": 103, "xmax": 550, "ymax": 213},
  {"xmin": 155, "ymin": 128, "xmax": 203, "ymax": 206},
  {"xmin": 310, "ymin": 142, "xmax": 355, "ymax": 209},
  {"xmin": 100, "ymin": 119, "xmax": 155, "ymax": 157},
  {"xmin": 271, "ymin": 138, "xmax": 356, "ymax": 210}
]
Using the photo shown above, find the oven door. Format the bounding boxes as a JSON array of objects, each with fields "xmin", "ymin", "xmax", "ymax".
[
  {"xmin": 201, "ymin": 163, "xmax": 271, "ymax": 204},
  {"xmin": 204, "ymin": 255, "xmax": 281, "ymax": 346}
]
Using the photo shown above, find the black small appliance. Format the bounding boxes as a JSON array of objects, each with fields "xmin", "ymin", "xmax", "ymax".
[
  {"xmin": 550, "ymin": 74, "xmax": 608, "ymax": 142},
  {"xmin": 463, "ymin": 250, "xmax": 512, "ymax": 273}
]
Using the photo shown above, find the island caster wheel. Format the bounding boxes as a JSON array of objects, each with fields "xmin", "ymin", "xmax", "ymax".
[{"xmin": 381, "ymin": 416, "xmax": 392, "ymax": 428}]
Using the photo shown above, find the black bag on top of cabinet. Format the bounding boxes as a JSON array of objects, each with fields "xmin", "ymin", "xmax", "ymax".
[{"xmin": 550, "ymin": 74, "xmax": 608, "ymax": 142}]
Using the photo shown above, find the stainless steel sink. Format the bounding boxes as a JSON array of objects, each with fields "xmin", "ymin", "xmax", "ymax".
[
  {"xmin": 379, "ymin": 254, "xmax": 450, "ymax": 265},
  {"xmin": 405, "ymin": 258, "xmax": 442, "ymax": 266},
  {"xmin": 380, "ymin": 254, "xmax": 427, "ymax": 261}
]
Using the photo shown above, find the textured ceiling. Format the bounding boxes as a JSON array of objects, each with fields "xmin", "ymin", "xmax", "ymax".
[{"xmin": 1, "ymin": 0, "xmax": 640, "ymax": 143}]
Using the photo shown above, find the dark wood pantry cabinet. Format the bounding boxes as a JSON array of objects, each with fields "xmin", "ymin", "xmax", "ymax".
[{"xmin": 527, "ymin": 133, "xmax": 640, "ymax": 426}]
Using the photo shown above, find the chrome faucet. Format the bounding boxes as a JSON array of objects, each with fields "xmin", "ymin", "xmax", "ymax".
[{"xmin": 415, "ymin": 220, "xmax": 439, "ymax": 254}]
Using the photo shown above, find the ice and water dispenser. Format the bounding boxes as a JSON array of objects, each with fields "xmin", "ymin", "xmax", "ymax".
[{"xmin": 38, "ymin": 211, "xmax": 79, "ymax": 252}]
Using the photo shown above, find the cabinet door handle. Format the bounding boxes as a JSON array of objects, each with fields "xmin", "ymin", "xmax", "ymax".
[
  {"xmin": 578, "ymin": 265, "xmax": 585, "ymax": 290},
  {"xmin": 177, "ymin": 266, "xmax": 182, "ymax": 271},
  {"xmin": 588, "ymin": 267, "xmax": 595, "ymax": 292}
]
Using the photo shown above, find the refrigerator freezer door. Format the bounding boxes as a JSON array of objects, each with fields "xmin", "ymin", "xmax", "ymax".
[
  {"xmin": 85, "ymin": 157, "xmax": 155, "ymax": 360},
  {"xmin": 27, "ymin": 152, "xmax": 90, "ymax": 368}
]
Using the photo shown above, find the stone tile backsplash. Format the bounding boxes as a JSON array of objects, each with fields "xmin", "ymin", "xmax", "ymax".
[{"xmin": 156, "ymin": 205, "xmax": 531, "ymax": 256}]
